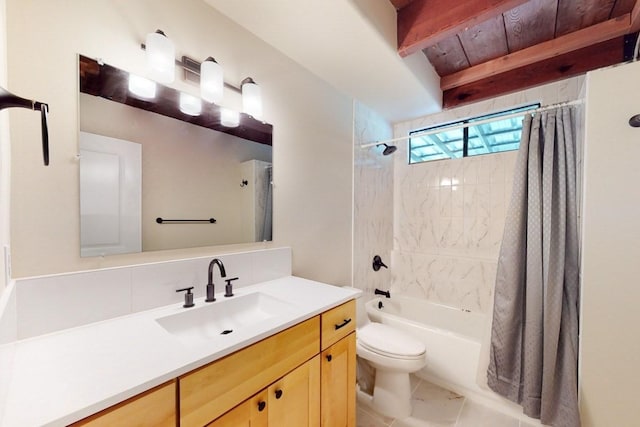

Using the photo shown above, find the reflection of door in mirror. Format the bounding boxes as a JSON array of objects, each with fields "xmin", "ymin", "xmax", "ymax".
[{"xmin": 80, "ymin": 131, "xmax": 142, "ymax": 257}]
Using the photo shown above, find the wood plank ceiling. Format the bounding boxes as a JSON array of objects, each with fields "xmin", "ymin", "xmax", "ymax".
[{"xmin": 390, "ymin": 0, "xmax": 640, "ymax": 108}]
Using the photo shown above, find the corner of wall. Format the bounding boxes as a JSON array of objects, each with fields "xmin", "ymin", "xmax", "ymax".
[
  {"xmin": 353, "ymin": 100, "xmax": 393, "ymax": 295},
  {"xmin": 0, "ymin": 0, "xmax": 10, "ymax": 292}
]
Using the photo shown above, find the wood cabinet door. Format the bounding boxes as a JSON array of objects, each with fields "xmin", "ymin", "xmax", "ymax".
[
  {"xmin": 321, "ymin": 332, "xmax": 356, "ymax": 427},
  {"xmin": 268, "ymin": 355, "xmax": 320, "ymax": 427},
  {"xmin": 207, "ymin": 390, "xmax": 268, "ymax": 427}
]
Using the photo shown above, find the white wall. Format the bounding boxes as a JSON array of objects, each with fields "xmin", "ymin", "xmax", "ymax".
[
  {"xmin": 0, "ymin": 0, "xmax": 9, "ymax": 290},
  {"xmin": 580, "ymin": 61, "xmax": 640, "ymax": 426},
  {"xmin": 6, "ymin": 0, "xmax": 352, "ymax": 285}
]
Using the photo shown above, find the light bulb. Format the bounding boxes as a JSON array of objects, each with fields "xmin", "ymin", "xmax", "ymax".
[{"xmin": 241, "ymin": 77, "xmax": 263, "ymax": 120}]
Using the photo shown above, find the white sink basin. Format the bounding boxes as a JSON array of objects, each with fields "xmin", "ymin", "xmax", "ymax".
[{"xmin": 155, "ymin": 292, "xmax": 294, "ymax": 342}]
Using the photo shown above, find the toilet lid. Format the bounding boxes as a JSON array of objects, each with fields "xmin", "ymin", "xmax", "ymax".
[{"xmin": 358, "ymin": 323, "xmax": 426, "ymax": 358}]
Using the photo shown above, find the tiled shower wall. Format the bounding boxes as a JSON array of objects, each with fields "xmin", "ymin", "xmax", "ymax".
[
  {"xmin": 353, "ymin": 101, "xmax": 393, "ymax": 296},
  {"xmin": 392, "ymin": 151, "xmax": 517, "ymax": 313},
  {"xmin": 391, "ymin": 76, "xmax": 585, "ymax": 315}
]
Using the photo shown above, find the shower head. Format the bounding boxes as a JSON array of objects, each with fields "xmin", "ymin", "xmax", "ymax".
[{"xmin": 377, "ymin": 143, "xmax": 397, "ymax": 156}]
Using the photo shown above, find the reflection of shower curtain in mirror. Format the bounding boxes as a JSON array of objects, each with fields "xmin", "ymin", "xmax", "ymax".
[{"xmin": 260, "ymin": 166, "xmax": 273, "ymax": 241}]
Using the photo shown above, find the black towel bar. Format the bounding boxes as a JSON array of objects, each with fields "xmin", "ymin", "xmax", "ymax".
[{"xmin": 156, "ymin": 217, "xmax": 216, "ymax": 224}]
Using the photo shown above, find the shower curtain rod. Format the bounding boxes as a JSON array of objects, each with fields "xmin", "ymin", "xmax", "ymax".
[{"xmin": 360, "ymin": 98, "xmax": 584, "ymax": 148}]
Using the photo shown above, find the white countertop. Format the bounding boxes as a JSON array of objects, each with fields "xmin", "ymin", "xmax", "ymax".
[{"xmin": 0, "ymin": 276, "xmax": 360, "ymax": 427}]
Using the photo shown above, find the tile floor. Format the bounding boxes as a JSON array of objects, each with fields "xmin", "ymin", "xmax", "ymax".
[{"xmin": 357, "ymin": 376, "xmax": 539, "ymax": 427}]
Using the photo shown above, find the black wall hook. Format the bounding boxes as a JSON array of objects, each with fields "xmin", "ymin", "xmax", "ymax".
[
  {"xmin": 0, "ymin": 86, "xmax": 50, "ymax": 166},
  {"xmin": 629, "ymin": 114, "xmax": 640, "ymax": 128},
  {"xmin": 372, "ymin": 255, "xmax": 388, "ymax": 271}
]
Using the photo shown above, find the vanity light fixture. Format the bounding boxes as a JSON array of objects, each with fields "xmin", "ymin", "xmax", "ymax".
[
  {"xmin": 128, "ymin": 74, "xmax": 157, "ymax": 99},
  {"xmin": 140, "ymin": 30, "xmax": 265, "ymax": 120},
  {"xmin": 241, "ymin": 77, "xmax": 263, "ymax": 120},
  {"xmin": 200, "ymin": 57, "xmax": 224, "ymax": 104},
  {"xmin": 179, "ymin": 92, "xmax": 202, "ymax": 116},
  {"xmin": 221, "ymin": 108, "xmax": 240, "ymax": 127},
  {"xmin": 145, "ymin": 29, "xmax": 175, "ymax": 83}
]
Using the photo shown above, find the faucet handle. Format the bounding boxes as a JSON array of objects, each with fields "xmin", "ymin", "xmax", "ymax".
[
  {"xmin": 224, "ymin": 277, "xmax": 239, "ymax": 297},
  {"xmin": 176, "ymin": 287, "xmax": 195, "ymax": 308}
]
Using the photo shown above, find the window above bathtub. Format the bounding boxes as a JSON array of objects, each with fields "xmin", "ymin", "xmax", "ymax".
[{"xmin": 408, "ymin": 103, "xmax": 540, "ymax": 164}]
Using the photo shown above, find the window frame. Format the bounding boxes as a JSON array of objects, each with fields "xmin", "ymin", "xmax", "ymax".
[{"xmin": 408, "ymin": 103, "xmax": 540, "ymax": 164}]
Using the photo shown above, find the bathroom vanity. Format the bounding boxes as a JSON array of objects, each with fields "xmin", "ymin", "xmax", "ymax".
[{"xmin": 0, "ymin": 273, "xmax": 358, "ymax": 427}]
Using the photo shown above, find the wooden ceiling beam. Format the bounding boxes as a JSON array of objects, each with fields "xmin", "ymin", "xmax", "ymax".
[
  {"xmin": 632, "ymin": 0, "xmax": 640, "ymax": 30},
  {"xmin": 397, "ymin": 0, "xmax": 529, "ymax": 57},
  {"xmin": 389, "ymin": 0, "xmax": 415, "ymax": 10},
  {"xmin": 442, "ymin": 36, "xmax": 624, "ymax": 109},
  {"xmin": 441, "ymin": 13, "xmax": 633, "ymax": 90}
]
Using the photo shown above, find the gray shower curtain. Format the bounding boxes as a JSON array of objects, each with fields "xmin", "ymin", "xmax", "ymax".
[{"xmin": 487, "ymin": 106, "xmax": 580, "ymax": 426}]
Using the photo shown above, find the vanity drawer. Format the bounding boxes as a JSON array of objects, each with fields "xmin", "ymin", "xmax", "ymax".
[
  {"xmin": 179, "ymin": 316, "xmax": 320, "ymax": 427},
  {"xmin": 70, "ymin": 380, "xmax": 176, "ymax": 427},
  {"xmin": 321, "ymin": 300, "xmax": 355, "ymax": 350}
]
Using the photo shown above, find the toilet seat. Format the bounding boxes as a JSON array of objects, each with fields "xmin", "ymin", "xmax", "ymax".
[{"xmin": 357, "ymin": 323, "xmax": 426, "ymax": 360}]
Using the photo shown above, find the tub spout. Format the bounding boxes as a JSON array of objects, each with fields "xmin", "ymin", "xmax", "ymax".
[{"xmin": 374, "ymin": 288, "xmax": 391, "ymax": 298}]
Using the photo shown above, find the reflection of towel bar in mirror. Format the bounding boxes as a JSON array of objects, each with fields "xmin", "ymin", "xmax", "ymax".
[{"xmin": 156, "ymin": 217, "xmax": 217, "ymax": 224}]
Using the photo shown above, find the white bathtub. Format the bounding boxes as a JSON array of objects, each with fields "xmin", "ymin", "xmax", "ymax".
[{"xmin": 365, "ymin": 295, "xmax": 487, "ymax": 396}]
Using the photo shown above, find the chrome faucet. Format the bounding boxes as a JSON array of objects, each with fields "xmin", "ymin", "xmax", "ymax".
[{"xmin": 205, "ymin": 258, "xmax": 226, "ymax": 302}]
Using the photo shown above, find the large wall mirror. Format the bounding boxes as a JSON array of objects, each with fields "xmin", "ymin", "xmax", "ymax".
[{"xmin": 78, "ymin": 55, "xmax": 273, "ymax": 257}]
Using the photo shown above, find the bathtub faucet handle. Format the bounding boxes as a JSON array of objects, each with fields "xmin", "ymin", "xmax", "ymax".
[
  {"xmin": 374, "ymin": 288, "xmax": 391, "ymax": 298},
  {"xmin": 372, "ymin": 255, "xmax": 388, "ymax": 271}
]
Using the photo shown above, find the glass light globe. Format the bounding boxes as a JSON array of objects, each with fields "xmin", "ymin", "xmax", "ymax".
[
  {"xmin": 146, "ymin": 30, "xmax": 175, "ymax": 84},
  {"xmin": 200, "ymin": 57, "xmax": 224, "ymax": 104}
]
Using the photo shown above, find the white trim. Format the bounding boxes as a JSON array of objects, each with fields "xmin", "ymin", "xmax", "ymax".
[{"xmin": 360, "ymin": 99, "xmax": 585, "ymax": 148}]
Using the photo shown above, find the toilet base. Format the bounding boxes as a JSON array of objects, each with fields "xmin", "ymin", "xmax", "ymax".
[{"xmin": 371, "ymin": 369, "xmax": 413, "ymax": 419}]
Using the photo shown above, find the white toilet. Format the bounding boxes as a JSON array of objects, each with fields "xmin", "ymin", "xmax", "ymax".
[{"xmin": 355, "ymin": 296, "xmax": 427, "ymax": 419}]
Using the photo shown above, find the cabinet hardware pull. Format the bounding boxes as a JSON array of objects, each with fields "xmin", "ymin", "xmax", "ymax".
[
  {"xmin": 275, "ymin": 389, "xmax": 283, "ymax": 399},
  {"xmin": 258, "ymin": 401, "xmax": 266, "ymax": 412},
  {"xmin": 334, "ymin": 318, "xmax": 352, "ymax": 330},
  {"xmin": 326, "ymin": 354, "xmax": 332, "ymax": 362}
]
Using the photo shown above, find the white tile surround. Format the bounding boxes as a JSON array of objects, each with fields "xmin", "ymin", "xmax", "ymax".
[
  {"xmin": 392, "ymin": 151, "xmax": 516, "ymax": 313},
  {"xmin": 0, "ymin": 247, "xmax": 291, "ymax": 341},
  {"xmin": 391, "ymin": 76, "xmax": 585, "ymax": 314}
]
